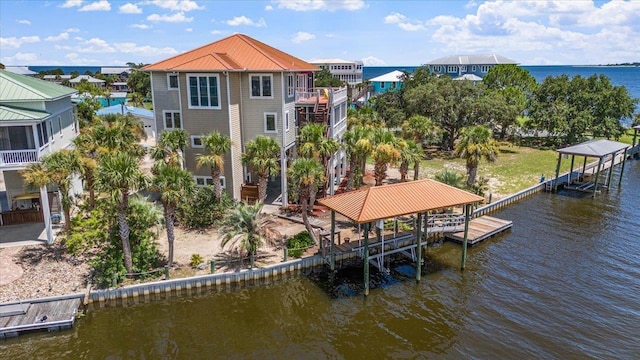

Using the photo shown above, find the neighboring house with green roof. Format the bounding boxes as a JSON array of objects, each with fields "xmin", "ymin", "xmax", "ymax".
[{"xmin": 0, "ymin": 69, "xmax": 79, "ymax": 243}]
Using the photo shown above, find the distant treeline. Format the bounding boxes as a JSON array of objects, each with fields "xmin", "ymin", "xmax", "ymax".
[{"xmin": 604, "ymin": 62, "xmax": 640, "ymax": 67}]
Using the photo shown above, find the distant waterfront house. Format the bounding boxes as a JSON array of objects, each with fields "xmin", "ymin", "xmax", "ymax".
[
  {"xmin": 0, "ymin": 70, "xmax": 79, "ymax": 243},
  {"xmin": 309, "ymin": 58, "xmax": 364, "ymax": 85},
  {"xmin": 42, "ymin": 74, "xmax": 72, "ymax": 85},
  {"xmin": 96, "ymin": 104, "xmax": 156, "ymax": 141},
  {"xmin": 143, "ymin": 33, "xmax": 348, "ymax": 205},
  {"xmin": 426, "ymin": 54, "xmax": 517, "ymax": 80},
  {"xmin": 111, "ymin": 82, "xmax": 129, "ymax": 92},
  {"xmin": 69, "ymin": 75, "xmax": 105, "ymax": 89},
  {"xmin": 100, "ymin": 67, "xmax": 131, "ymax": 80},
  {"xmin": 369, "ymin": 70, "xmax": 405, "ymax": 96}
]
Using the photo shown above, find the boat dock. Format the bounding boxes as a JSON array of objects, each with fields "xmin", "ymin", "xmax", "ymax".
[
  {"xmin": 0, "ymin": 297, "xmax": 81, "ymax": 339},
  {"xmin": 445, "ymin": 216, "xmax": 513, "ymax": 246}
]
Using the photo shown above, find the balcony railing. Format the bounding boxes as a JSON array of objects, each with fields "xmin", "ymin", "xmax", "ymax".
[
  {"xmin": 295, "ymin": 87, "xmax": 348, "ymax": 106},
  {"xmin": 0, "ymin": 149, "xmax": 39, "ymax": 166}
]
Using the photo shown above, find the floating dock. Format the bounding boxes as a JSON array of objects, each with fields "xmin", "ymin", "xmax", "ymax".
[
  {"xmin": 445, "ymin": 216, "xmax": 513, "ymax": 246},
  {"xmin": 0, "ymin": 297, "xmax": 81, "ymax": 339}
]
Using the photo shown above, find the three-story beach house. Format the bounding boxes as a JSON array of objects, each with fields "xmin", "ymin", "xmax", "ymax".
[
  {"xmin": 0, "ymin": 70, "xmax": 78, "ymax": 243},
  {"xmin": 143, "ymin": 34, "xmax": 348, "ymax": 206}
]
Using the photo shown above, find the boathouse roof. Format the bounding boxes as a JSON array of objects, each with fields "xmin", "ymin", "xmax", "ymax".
[
  {"xmin": 557, "ymin": 139, "xmax": 630, "ymax": 158},
  {"xmin": 318, "ymin": 179, "xmax": 483, "ymax": 223}
]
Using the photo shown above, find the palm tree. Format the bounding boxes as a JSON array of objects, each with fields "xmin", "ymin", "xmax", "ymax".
[
  {"xmin": 342, "ymin": 125, "xmax": 372, "ymax": 190},
  {"xmin": 434, "ymin": 169, "xmax": 465, "ymax": 188},
  {"xmin": 399, "ymin": 140, "xmax": 423, "ymax": 181},
  {"xmin": 96, "ymin": 152, "xmax": 148, "ymax": 273},
  {"xmin": 151, "ymin": 129, "xmax": 189, "ymax": 167},
  {"xmin": 150, "ymin": 163, "xmax": 194, "ymax": 267},
  {"xmin": 288, "ymin": 158, "xmax": 325, "ymax": 243},
  {"xmin": 219, "ymin": 202, "xmax": 271, "ymax": 269},
  {"xmin": 454, "ymin": 125, "xmax": 499, "ymax": 187},
  {"xmin": 242, "ymin": 136, "xmax": 280, "ymax": 202},
  {"xmin": 72, "ymin": 129, "xmax": 99, "ymax": 209},
  {"xmin": 371, "ymin": 128, "xmax": 401, "ymax": 186},
  {"xmin": 196, "ymin": 131, "xmax": 231, "ymax": 200},
  {"xmin": 20, "ymin": 150, "xmax": 80, "ymax": 230},
  {"xmin": 94, "ymin": 113, "xmax": 146, "ymax": 158},
  {"xmin": 401, "ymin": 115, "xmax": 440, "ymax": 147},
  {"xmin": 298, "ymin": 123, "xmax": 340, "ymax": 199}
]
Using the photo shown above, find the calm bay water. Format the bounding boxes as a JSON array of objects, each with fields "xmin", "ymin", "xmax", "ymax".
[{"xmin": 2, "ymin": 161, "xmax": 639, "ymax": 358}]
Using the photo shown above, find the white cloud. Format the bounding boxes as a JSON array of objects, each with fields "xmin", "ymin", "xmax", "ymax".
[
  {"xmin": 185, "ymin": 28, "xmax": 193, "ymax": 32},
  {"xmin": 225, "ymin": 16, "xmax": 266, "ymax": 27},
  {"xmin": 60, "ymin": 0, "xmax": 82, "ymax": 8},
  {"xmin": 211, "ymin": 30, "xmax": 223, "ymax": 35},
  {"xmin": 145, "ymin": 0, "xmax": 204, "ymax": 12},
  {"xmin": 78, "ymin": 38, "xmax": 116, "ymax": 53},
  {"xmin": 0, "ymin": 36, "xmax": 40, "ymax": 48},
  {"xmin": 147, "ymin": 12, "xmax": 193, "ymax": 22},
  {"xmin": 274, "ymin": 0, "xmax": 366, "ymax": 11},
  {"xmin": 65, "ymin": 53, "xmax": 102, "ymax": 65},
  {"xmin": 362, "ymin": 56, "xmax": 385, "ymax": 66},
  {"xmin": 384, "ymin": 12, "xmax": 426, "ymax": 31},
  {"xmin": 291, "ymin": 31, "xmax": 315, "ymax": 43},
  {"xmin": 113, "ymin": 42, "xmax": 179, "ymax": 56},
  {"xmin": 265, "ymin": 5, "xmax": 273, "ymax": 11},
  {"xmin": 0, "ymin": 52, "xmax": 38, "ymax": 64},
  {"xmin": 119, "ymin": 3, "xmax": 142, "ymax": 14},
  {"xmin": 45, "ymin": 32, "xmax": 71, "ymax": 41},
  {"xmin": 65, "ymin": 27, "xmax": 80, "ymax": 33},
  {"xmin": 131, "ymin": 24, "xmax": 151, "ymax": 29},
  {"xmin": 75, "ymin": 37, "xmax": 84, "ymax": 41},
  {"xmin": 79, "ymin": 0, "xmax": 111, "ymax": 12},
  {"xmin": 324, "ymin": 33, "xmax": 335, "ymax": 38},
  {"xmin": 17, "ymin": 19, "xmax": 31, "ymax": 25}
]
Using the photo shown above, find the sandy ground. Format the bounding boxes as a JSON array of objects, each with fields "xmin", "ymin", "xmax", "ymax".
[{"xmin": 0, "ymin": 164, "xmax": 500, "ymax": 303}]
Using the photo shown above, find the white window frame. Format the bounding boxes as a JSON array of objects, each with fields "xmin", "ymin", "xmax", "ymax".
[
  {"xmin": 194, "ymin": 176, "xmax": 226, "ymax": 188},
  {"xmin": 461, "ymin": 65, "xmax": 467, "ymax": 72},
  {"xmin": 264, "ymin": 112, "xmax": 278, "ymax": 133},
  {"xmin": 58, "ymin": 116, "xmax": 63, "ymax": 138},
  {"xmin": 167, "ymin": 73, "xmax": 179, "ymax": 90},
  {"xmin": 472, "ymin": 65, "xmax": 477, "ymax": 72},
  {"xmin": 287, "ymin": 74, "xmax": 295, "ymax": 97},
  {"xmin": 190, "ymin": 135, "xmax": 204, "ymax": 148},
  {"xmin": 49, "ymin": 119, "xmax": 55, "ymax": 144},
  {"xmin": 285, "ymin": 111, "xmax": 290, "ymax": 132},
  {"xmin": 163, "ymin": 110, "xmax": 182, "ymax": 129},
  {"xmin": 249, "ymin": 74, "xmax": 274, "ymax": 99},
  {"xmin": 186, "ymin": 73, "xmax": 221, "ymax": 109},
  {"xmin": 481, "ymin": 65, "xmax": 490, "ymax": 73},
  {"xmin": 447, "ymin": 66, "xmax": 458, "ymax": 73}
]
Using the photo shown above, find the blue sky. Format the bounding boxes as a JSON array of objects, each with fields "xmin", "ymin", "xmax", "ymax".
[{"xmin": 1, "ymin": 0, "xmax": 638, "ymax": 67}]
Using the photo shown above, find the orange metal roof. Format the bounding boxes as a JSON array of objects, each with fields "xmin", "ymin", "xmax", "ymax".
[
  {"xmin": 143, "ymin": 34, "xmax": 319, "ymax": 72},
  {"xmin": 318, "ymin": 179, "xmax": 484, "ymax": 223}
]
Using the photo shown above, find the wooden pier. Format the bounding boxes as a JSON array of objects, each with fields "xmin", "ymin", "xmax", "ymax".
[
  {"xmin": 0, "ymin": 298, "xmax": 81, "ymax": 338},
  {"xmin": 445, "ymin": 216, "xmax": 513, "ymax": 246}
]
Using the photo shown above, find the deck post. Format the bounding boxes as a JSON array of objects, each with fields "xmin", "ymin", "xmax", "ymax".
[
  {"xmin": 460, "ymin": 204, "xmax": 471, "ymax": 270},
  {"xmin": 376, "ymin": 221, "xmax": 382, "ymax": 271},
  {"xmin": 633, "ymin": 128, "xmax": 638, "ymax": 147},
  {"xmin": 416, "ymin": 212, "xmax": 423, "ymax": 282},
  {"xmin": 363, "ymin": 222, "xmax": 370, "ymax": 296},
  {"xmin": 592, "ymin": 157, "xmax": 604, "ymax": 197},
  {"xmin": 581, "ymin": 156, "xmax": 588, "ymax": 180},
  {"xmin": 605, "ymin": 151, "xmax": 616, "ymax": 190},
  {"xmin": 554, "ymin": 152, "xmax": 562, "ymax": 192},
  {"xmin": 330, "ymin": 210, "xmax": 335, "ymax": 271},
  {"xmin": 618, "ymin": 148, "xmax": 628, "ymax": 186},
  {"xmin": 569, "ymin": 155, "xmax": 576, "ymax": 184}
]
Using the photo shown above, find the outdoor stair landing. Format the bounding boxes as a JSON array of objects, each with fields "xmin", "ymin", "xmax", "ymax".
[{"xmin": 444, "ymin": 216, "xmax": 513, "ymax": 246}]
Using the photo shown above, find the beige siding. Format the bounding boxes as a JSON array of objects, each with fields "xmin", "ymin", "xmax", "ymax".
[
  {"xmin": 239, "ymin": 72, "xmax": 284, "ymax": 145},
  {"xmin": 150, "ymin": 71, "xmax": 181, "ymax": 134}
]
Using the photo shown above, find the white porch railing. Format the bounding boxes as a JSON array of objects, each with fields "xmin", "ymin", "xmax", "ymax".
[
  {"xmin": 0, "ymin": 149, "xmax": 39, "ymax": 166},
  {"xmin": 331, "ymin": 86, "xmax": 348, "ymax": 105}
]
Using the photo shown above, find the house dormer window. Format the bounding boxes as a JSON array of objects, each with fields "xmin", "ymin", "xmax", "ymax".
[{"xmin": 250, "ymin": 74, "xmax": 273, "ymax": 98}]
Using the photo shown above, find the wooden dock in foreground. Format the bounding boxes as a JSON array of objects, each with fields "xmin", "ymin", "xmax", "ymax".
[
  {"xmin": 0, "ymin": 298, "xmax": 81, "ymax": 339},
  {"xmin": 445, "ymin": 216, "xmax": 513, "ymax": 246}
]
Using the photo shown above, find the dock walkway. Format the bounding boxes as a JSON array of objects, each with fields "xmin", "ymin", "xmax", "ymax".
[
  {"xmin": 0, "ymin": 297, "xmax": 81, "ymax": 338},
  {"xmin": 444, "ymin": 216, "xmax": 513, "ymax": 246}
]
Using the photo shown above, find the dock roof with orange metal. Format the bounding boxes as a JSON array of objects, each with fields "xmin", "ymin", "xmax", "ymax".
[{"xmin": 318, "ymin": 179, "xmax": 484, "ymax": 223}]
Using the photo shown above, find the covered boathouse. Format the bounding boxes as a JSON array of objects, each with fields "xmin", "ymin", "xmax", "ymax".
[
  {"xmin": 318, "ymin": 179, "xmax": 484, "ymax": 296},
  {"xmin": 553, "ymin": 139, "xmax": 630, "ymax": 197}
]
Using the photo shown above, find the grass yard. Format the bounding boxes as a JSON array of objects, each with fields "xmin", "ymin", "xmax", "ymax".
[{"xmin": 417, "ymin": 144, "xmax": 575, "ymax": 197}]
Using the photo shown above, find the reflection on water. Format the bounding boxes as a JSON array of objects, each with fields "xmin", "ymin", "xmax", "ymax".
[{"xmin": 2, "ymin": 162, "xmax": 640, "ymax": 359}]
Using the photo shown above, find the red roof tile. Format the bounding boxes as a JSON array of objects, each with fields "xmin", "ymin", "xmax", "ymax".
[
  {"xmin": 143, "ymin": 34, "xmax": 319, "ymax": 72},
  {"xmin": 318, "ymin": 179, "xmax": 484, "ymax": 223}
]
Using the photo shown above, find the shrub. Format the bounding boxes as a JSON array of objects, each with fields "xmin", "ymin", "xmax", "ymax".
[
  {"xmin": 176, "ymin": 186, "xmax": 234, "ymax": 229},
  {"xmin": 286, "ymin": 231, "xmax": 314, "ymax": 258},
  {"xmin": 190, "ymin": 254, "xmax": 203, "ymax": 267}
]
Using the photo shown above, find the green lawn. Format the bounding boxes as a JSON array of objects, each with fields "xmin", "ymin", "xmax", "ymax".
[{"xmin": 416, "ymin": 145, "xmax": 575, "ymax": 196}]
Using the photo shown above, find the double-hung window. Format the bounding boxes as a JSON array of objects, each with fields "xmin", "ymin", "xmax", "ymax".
[
  {"xmin": 448, "ymin": 66, "xmax": 458, "ymax": 73},
  {"xmin": 167, "ymin": 74, "xmax": 179, "ymax": 89},
  {"xmin": 285, "ymin": 111, "xmax": 290, "ymax": 132},
  {"xmin": 481, "ymin": 65, "xmax": 491, "ymax": 73},
  {"xmin": 187, "ymin": 74, "xmax": 220, "ymax": 109},
  {"xmin": 164, "ymin": 111, "xmax": 182, "ymax": 129},
  {"xmin": 264, "ymin": 112, "xmax": 277, "ymax": 133},
  {"xmin": 287, "ymin": 74, "xmax": 295, "ymax": 97},
  {"xmin": 250, "ymin": 74, "xmax": 273, "ymax": 98}
]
